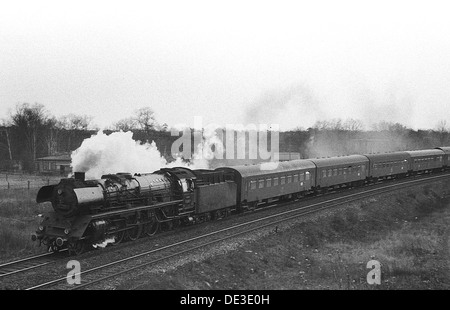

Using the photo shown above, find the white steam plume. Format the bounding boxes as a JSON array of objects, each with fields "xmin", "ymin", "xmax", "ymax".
[{"xmin": 70, "ymin": 131, "xmax": 209, "ymax": 179}]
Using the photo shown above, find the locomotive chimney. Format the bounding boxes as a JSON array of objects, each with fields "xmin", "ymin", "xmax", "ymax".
[{"xmin": 74, "ymin": 172, "xmax": 85, "ymax": 181}]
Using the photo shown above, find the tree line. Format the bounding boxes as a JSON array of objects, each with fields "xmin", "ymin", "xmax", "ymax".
[
  {"xmin": 0, "ymin": 103, "xmax": 172, "ymax": 171},
  {"xmin": 0, "ymin": 103, "xmax": 448, "ymax": 172}
]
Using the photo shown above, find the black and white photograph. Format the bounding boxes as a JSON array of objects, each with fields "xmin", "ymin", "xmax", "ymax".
[{"xmin": 0, "ymin": 0, "xmax": 449, "ymax": 296}]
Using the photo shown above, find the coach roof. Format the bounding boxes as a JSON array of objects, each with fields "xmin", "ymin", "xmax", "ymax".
[
  {"xmin": 216, "ymin": 159, "xmax": 316, "ymax": 178},
  {"xmin": 308, "ymin": 155, "xmax": 369, "ymax": 168},
  {"xmin": 405, "ymin": 149, "xmax": 445, "ymax": 157},
  {"xmin": 435, "ymin": 147, "xmax": 450, "ymax": 155},
  {"xmin": 363, "ymin": 152, "xmax": 410, "ymax": 162}
]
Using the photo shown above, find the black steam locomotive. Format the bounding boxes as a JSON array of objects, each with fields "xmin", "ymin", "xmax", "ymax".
[{"xmin": 33, "ymin": 147, "xmax": 450, "ymax": 255}]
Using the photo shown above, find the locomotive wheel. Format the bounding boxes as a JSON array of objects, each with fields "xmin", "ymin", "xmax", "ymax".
[
  {"xmin": 68, "ymin": 240, "xmax": 86, "ymax": 256},
  {"xmin": 126, "ymin": 217, "xmax": 143, "ymax": 241},
  {"xmin": 145, "ymin": 220, "xmax": 159, "ymax": 236},
  {"xmin": 142, "ymin": 211, "xmax": 159, "ymax": 236},
  {"xmin": 113, "ymin": 230, "xmax": 125, "ymax": 244}
]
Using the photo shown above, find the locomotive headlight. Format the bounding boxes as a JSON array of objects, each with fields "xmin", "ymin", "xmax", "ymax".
[
  {"xmin": 38, "ymin": 226, "xmax": 44, "ymax": 231},
  {"xmin": 64, "ymin": 228, "xmax": 70, "ymax": 235}
]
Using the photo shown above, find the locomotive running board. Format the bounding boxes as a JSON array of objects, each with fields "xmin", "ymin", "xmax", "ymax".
[{"xmin": 88, "ymin": 199, "xmax": 184, "ymax": 220}]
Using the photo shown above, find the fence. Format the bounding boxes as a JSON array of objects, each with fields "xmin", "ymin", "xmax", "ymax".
[{"xmin": 0, "ymin": 173, "xmax": 62, "ymax": 191}]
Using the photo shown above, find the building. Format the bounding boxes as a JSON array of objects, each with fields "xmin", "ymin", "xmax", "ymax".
[{"xmin": 35, "ymin": 154, "xmax": 72, "ymax": 175}]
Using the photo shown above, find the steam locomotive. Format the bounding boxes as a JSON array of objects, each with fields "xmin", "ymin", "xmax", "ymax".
[{"xmin": 33, "ymin": 147, "xmax": 450, "ymax": 255}]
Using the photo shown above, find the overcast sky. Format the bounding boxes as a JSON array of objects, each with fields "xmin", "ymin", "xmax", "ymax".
[{"xmin": 1, "ymin": 0, "xmax": 449, "ymax": 131}]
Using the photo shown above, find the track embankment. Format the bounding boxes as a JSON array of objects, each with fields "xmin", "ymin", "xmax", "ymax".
[{"xmin": 117, "ymin": 179, "xmax": 450, "ymax": 290}]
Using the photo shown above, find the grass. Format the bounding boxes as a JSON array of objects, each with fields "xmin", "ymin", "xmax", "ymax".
[{"xmin": 0, "ymin": 180, "xmax": 54, "ymax": 260}]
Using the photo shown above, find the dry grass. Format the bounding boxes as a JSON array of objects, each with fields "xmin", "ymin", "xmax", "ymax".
[{"xmin": 0, "ymin": 176, "xmax": 54, "ymax": 260}]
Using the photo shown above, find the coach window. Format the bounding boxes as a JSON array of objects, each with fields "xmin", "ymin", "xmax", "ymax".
[
  {"xmin": 322, "ymin": 170, "xmax": 327, "ymax": 178},
  {"xmin": 328, "ymin": 169, "xmax": 332, "ymax": 177},
  {"xmin": 287, "ymin": 175, "xmax": 292, "ymax": 183},
  {"xmin": 338, "ymin": 168, "xmax": 342, "ymax": 175},
  {"xmin": 258, "ymin": 179, "xmax": 264, "ymax": 188},
  {"xmin": 348, "ymin": 167, "xmax": 352, "ymax": 174},
  {"xmin": 300, "ymin": 173, "xmax": 304, "ymax": 181},
  {"xmin": 343, "ymin": 167, "xmax": 347, "ymax": 175},
  {"xmin": 281, "ymin": 176, "xmax": 286, "ymax": 185},
  {"xmin": 293, "ymin": 174, "xmax": 299, "ymax": 182},
  {"xmin": 266, "ymin": 178, "xmax": 272, "ymax": 187},
  {"xmin": 333, "ymin": 169, "xmax": 337, "ymax": 176},
  {"xmin": 362, "ymin": 165, "xmax": 365, "ymax": 172},
  {"xmin": 273, "ymin": 177, "xmax": 279, "ymax": 186},
  {"xmin": 250, "ymin": 180, "xmax": 257, "ymax": 190},
  {"xmin": 305, "ymin": 171, "xmax": 310, "ymax": 180}
]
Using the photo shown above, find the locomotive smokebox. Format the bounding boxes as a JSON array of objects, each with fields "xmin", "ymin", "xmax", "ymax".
[{"xmin": 74, "ymin": 172, "xmax": 85, "ymax": 181}]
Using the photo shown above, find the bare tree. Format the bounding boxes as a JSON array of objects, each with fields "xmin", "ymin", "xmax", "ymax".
[
  {"xmin": 112, "ymin": 117, "xmax": 139, "ymax": 132},
  {"xmin": 111, "ymin": 107, "xmax": 158, "ymax": 134},
  {"xmin": 436, "ymin": 119, "xmax": 449, "ymax": 146},
  {"xmin": 372, "ymin": 121, "xmax": 407, "ymax": 133},
  {"xmin": 343, "ymin": 118, "xmax": 364, "ymax": 132},
  {"xmin": 10, "ymin": 103, "xmax": 52, "ymax": 169},
  {"xmin": 134, "ymin": 107, "xmax": 157, "ymax": 133},
  {"xmin": 57, "ymin": 113, "xmax": 93, "ymax": 130}
]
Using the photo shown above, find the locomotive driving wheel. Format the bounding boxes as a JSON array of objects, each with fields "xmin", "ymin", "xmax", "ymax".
[
  {"xmin": 112, "ymin": 226, "xmax": 125, "ymax": 245},
  {"xmin": 126, "ymin": 215, "xmax": 143, "ymax": 241},
  {"xmin": 144, "ymin": 215, "xmax": 160, "ymax": 236}
]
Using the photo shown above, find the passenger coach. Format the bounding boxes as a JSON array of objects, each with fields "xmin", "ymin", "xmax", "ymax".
[
  {"xmin": 216, "ymin": 160, "xmax": 316, "ymax": 210},
  {"xmin": 405, "ymin": 149, "xmax": 445, "ymax": 173},
  {"xmin": 308, "ymin": 155, "xmax": 369, "ymax": 190},
  {"xmin": 364, "ymin": 152, "xmax": 409, "ymax": 181}
]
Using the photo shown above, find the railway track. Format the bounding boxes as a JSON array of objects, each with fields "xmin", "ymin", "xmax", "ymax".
[
  {"xmin": 0, "ymin": 250, "xmax": 67, "ymax": 279},
  {"xmin": 24, "ymin": 172, "xmax": 450, "ymax": 290}
]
